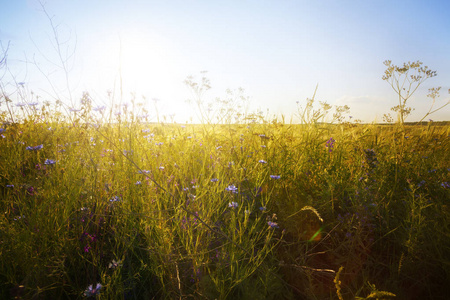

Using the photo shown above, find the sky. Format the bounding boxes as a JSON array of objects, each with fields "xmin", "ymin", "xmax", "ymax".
[{"xmin": 1, "ymin": 0, "xmax": 449, "ymax": 123}]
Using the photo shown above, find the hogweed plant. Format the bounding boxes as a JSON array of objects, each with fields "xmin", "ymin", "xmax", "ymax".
[{"xmin": 382, "ymin": 60, "xmax": 449, "ymax": 127}]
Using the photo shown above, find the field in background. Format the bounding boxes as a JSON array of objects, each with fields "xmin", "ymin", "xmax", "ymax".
[{"xmin": 1, "ymin": 108, "xmax": 449, "ymax": 299}]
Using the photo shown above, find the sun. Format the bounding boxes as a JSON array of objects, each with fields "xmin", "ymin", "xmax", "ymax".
[{"xmin": 86, "ymin": 28, "xmax": 177, "ymax": 101}]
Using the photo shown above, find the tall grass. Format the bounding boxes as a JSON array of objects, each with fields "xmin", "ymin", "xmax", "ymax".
[{"xmin": 0, "ymin": 93, "xmax": 449, "ymax": 299}]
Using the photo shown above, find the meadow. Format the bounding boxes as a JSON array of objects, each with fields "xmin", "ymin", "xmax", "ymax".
[{"xmin": 0, "ymin": 92, "xmax": 449, "ymax": 300}]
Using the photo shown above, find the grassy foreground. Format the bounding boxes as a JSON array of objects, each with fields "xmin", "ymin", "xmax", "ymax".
[{"xmin": 0, "ymin": 112, "xmax": 449, "ymax": 299}]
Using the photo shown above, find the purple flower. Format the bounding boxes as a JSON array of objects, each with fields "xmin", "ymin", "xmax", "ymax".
[
  {"xmin": 225, "ymin": 185, "xmax": 238, "ymax": 193},
  {"xmin": 109, "ymin": 196, "xmax": 121, "ymax": 202},
  {"xmin": 268, "ymin": 221, "xmax": 279, "ymax": 228},
  {"xmin": 93, "ymin": 105, "xmax": 106, "ymax": 112},
  {"xmin": 258, "ymin": 160, "xmax": 267, "ymax": 164},
  {"xmin": 26, "ymin": 144, "xmax": 43, "ymax": 151},
  {"xmin": 228, "ymin": 201, "xmax": 238, "ymax": 209},
  {"xmin": 270, "ymin": 175, "xmax": 281, "ymax": 179},
  {"xmin": 210, "ymin": 178, "xmax": 219, "ymax": 182},
  {"xmin": 44, "ymin": 159, "xmax": 56, "ymax": 165},
  {"xmin": 325, "ymin": 137, "xmax": 335, "ymax": 152},
  {"xmin": 108, "ymin": 259, "xmax": 122, "ymax": 269},
  {"xmin": 6, "ymin": 185, "xmax": 14, "ymax": 188},
  {"xmin": 83, "ymin": 283, "xmax": 102, "ymax": 297},
  {"xmin": 0, "ymin": 128, "xmax": 5, "ymax": 134},
  {"xmin": 442, "ymin": 182, "xmax": 450, "ymax": 189}
]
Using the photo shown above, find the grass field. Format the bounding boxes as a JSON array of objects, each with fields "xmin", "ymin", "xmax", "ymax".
[{"xmin": 0, "ymin": 102, "xmax": 449, "ymax": 299}]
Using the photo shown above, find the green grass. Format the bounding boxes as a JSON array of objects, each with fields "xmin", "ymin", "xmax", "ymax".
[{"xmin": 0, "ymin": 104, "xmax": 449, "ymax": 299}]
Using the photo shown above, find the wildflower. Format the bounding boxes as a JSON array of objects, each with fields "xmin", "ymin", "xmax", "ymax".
[
  {"xmin": 259, "ymin": 206, "xmax": 266, "ymax": 211},
  {"xmin": 135, "ymin": 181, "xmax": 142, "ymax": 185},
  {"xmin": 26, "ymin": 144, "xmax": 43, "ymax": 151},
  {"xmin": 442, "ymin": 182, "xmax": 450, "ymax": 189},
  {"xmin": 109, "ymin": 196, "xmax": 121, "ymax": 202},
  {"xmin": 268, "ymin": 221, "xmax": 279, "ymax": 228},
  {"xmin": 69, "ymin": 108, "xmax": 81, "ymax": 112},
  {"xmin": 228, "ymin": 201, "xmax": 238, "ymax": 209},
  {"xmin": 0, "ymin": 128, "xmax": 5, "ymax": 134},
  {"xmin": 27, "ymin": 186, "xmax": 35, "ymax": 195},
  {"xmin": 138, "ymin": 170, "xmax": 150, "ymax": 174},
  {"xmin": 15, "ymin": 103, "xmax": 27, "ymax": 107},
  {"xmin": 93, "ymin": 105, "xmax": 106, "ymax": 112},
  {"xmin": 159, "ymin": 166, "xmax": 165, "ymax": 170},
  {"xmin": 28, "ymin": 102, "xmax": 39, "ymax": 106},
  {"xmin": 210, "ymin": 178, "xmax": 219, "ymax": 182},
  {"xmin": 108, "ymin": 259, "xmax": 122, "ymax": 269},
  {"xmin": 258, "ymin": 160, "xmax": 267, "ymax": 164},
  {"xmin": 270, "ymin": 175, "xmax": 281, "ymax": 179},
  {"xmin": 44, "ymin": 159, "xmax": 56, "ymax": 165},
  {"xmin": 225, "ymin": 185, "xmax": 238, "ymax": 193},
  {"xmin": 83, "ymin": 283, "xmax": 102, "ymax": 297},
  {"xmin": 6, "ymin": 185, "xmax": 14, "ymax": 188},
  {"xmin": 325, "ymin": 137, "xmax": 335, "ymax": 152}
]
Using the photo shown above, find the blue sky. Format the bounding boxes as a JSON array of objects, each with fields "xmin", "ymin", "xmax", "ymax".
[{"xmin": 1, "ymin": 0, "xmax": 449, "ymax": 122}]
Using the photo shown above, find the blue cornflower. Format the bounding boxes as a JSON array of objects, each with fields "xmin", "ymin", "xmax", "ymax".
[
  {"xmin": 268, "ymin": 221, "xmax": 279, "ymax": 228},
  {"xmin": 109, "ymin": 196, "xmax": 121, "ymax": 202},
  {"xmin": 135, "ymin": 181, "xmax": 142, "ymax": 185},
  {"xmin": 270, "ymin": 175, "xmax": 281, "ymax": 179},
  {"xmin": 259, "ymin": 206, "xmax": 266, "ymax": 211},
  {"xmin": 83, "ymin": 283, "xmax": 102, "ymax": 297},
  {"xmin": 93, "ymin": 105, "xmax": 106, "ymax": 112},
  {"xmin": 108, "ymin": 259, "xmax": 122, "ymax": 269},
  {"xmin": 44, "ymin": 159, "xmax": 56, "ymax": 165},
  {"xmin": 325, "ymin": 137, "xmax": 336, "ymax": 152},
  {"xmin": 0, "ymin": 128, "xmax": 5, "ymax": 133},
  {"xmin": 6, "ymin": 185, "xmax": 14, "ymax": 188},
  {"xmin": 26, "ymin": 144, "xmax": 43, "ymax": 151},
  {"xmin": 228, "ymin": 202, "xmax": 238, "ymax": 209},
  {"xmin": 210, "ymin": 178, "xmax": 219, "ymax": 182},
  {"xmin": 441, "ymin": 182, "xmax": 450, "ymax": 189},
  {"xmin": 258, "ymin": 160, "xmax": 267, "ymax": 164},
  {"xmin": 225, "ymin": 185, "xmax": 238, "ymax": 193}
]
